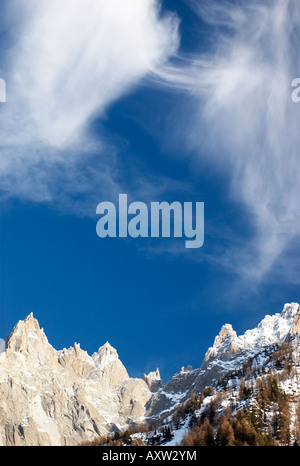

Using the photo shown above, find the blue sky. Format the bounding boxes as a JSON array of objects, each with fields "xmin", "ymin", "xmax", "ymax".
[{"xmin": 0, "ymin": 0, "xmax": 300, "ymax": 381}]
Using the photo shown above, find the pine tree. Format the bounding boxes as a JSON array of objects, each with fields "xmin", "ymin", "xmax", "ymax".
[
  {"xmin": 123, "ymin": 430, "xmax": 131, "ymax": 445},
  {"xmin": 202, "ymin": 418, "xmax": 215, "ymax": 446},
  {"xmin": 216, "ymin": 420, "xmax": 235, "ymax": 446},
  {"xmin": 278, "ymin": 401, "xmax": 291, "ymax": 446}
]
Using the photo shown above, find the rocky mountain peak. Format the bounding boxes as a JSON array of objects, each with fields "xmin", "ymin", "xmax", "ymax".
[
  {"xmin": 145, "ymin": 368, "xmax": 161, "ymax": 379},
  {"xmin": 143, "ymin": 369, "xmax": 163, "ymax": 392},
  {"xmin": 204, "ymin": 303, "xmax": 300, "ymax": 366},
  {"xmin": 281, "ymin": 302, "xmax": 299, "ymax": 320},
  {"xmin": 92, "ymin": 341, "xmax": 120, "ymax": 369},
  {"xmin": 213, "ymin": 324, "xmax": 237, "ymax": 348},
  {"xmin": 5, "ymin": 312, "xmax": 53, "ymax": 361},
  {"xmin": 11, "ymin": 312, "xmax": 42, "ymax": 335}
]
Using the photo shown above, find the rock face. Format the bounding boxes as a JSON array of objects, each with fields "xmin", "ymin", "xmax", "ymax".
[
  {"xmin": 143, "ymin": 369, "xmax": 163, "ymax": 392},
  {"xmin": 0, "ymin": 314, "xmax": 152, "ymax": 446},
  {"xmin": 145, "ymin": 366, "xmax": 199, "ymax": 419}
]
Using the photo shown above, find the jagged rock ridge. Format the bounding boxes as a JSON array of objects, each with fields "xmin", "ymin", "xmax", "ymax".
[
  {"xmin": 0, "ymin": 314, "xmax": 151, "ymax": 446},
  {"xmin": 145, "ymin": 303, "xmax": 300, "ymax": 419}
]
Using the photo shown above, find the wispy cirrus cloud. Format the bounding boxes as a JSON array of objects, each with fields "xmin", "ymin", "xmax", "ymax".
[
  {"xmin": 154, "ymin": 0, "xmax": 300, "ymax": 283},
  {"xmin": 1, "ymin": 0, "xmax": 300, "ymax": 285},
  {"xmin": 0, "ymin": 0, "xmax": 180, "ymax": 205}
]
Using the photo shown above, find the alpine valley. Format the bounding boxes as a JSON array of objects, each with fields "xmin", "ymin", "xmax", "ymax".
[{"xmin": 0, "ymin": 303, "xmax": 300, "ymax": 446}]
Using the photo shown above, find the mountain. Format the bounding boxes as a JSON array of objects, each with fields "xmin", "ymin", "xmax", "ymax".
[
  {"xmin": 145, "ymin": 303, "xmax": 300, "ymax": 419},
  {"xmin": 0, "ymin": 303, "xmax": 299, "ymax": 446},
  {"xmin": 143, "ymin": 303, "xmax": 300, "ymax": 446},
  {"xmin": 0, "ymin": 313, "xmax": 151, "ymax": 446}
]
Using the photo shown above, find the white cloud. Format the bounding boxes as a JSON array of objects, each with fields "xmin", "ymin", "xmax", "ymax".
[
  {"xmin": 0, "ymin": 0, "xmax": 179, "ymax": 201},
  {"xmin": 2, "ymin": 0, "xmax": 299, "ymax": 284},
  {"xmin": 155, "ymin": 0, "xmax": 300, "ymax": 282}
]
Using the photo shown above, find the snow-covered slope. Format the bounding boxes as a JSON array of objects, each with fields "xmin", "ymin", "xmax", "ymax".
[
  {"xmin": 204, "ymin": 303, "xmax": 299, "ymax": 362},
  {"xmin": 199, "ymin": 302, "xmax": 300, "ymax": 386}
]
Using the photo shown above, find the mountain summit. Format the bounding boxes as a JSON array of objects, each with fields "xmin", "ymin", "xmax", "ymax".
[{"xmin": 203, "ymin": 302, "xmax": 300, "ymax": 365}]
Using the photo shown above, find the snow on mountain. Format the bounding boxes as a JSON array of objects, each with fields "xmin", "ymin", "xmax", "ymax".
[
  {"xmin": 204, "ymin": 303, "xmax": 299, "ymax": 364},
  {"xmin": 145, "ymin": 303, "xmax": 300, "ymax": 420}
]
